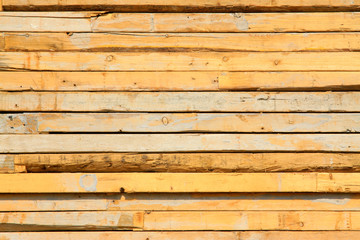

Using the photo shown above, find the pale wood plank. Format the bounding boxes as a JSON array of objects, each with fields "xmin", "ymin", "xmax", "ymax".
[
  {"xmin": 0, "ymin": 72, "xmax": 219, "ymax": 91},
  {"xmin": 0, "ymin": 211, "xmax": 143, "ymax": 231},
  {"xmin": 1, "ymin": 92, "xmax": 360, "ymax": 112},
  {"xmin": 0, "ymin": 232, "xmax": 359, "ymax": 240},
  {"xmin": 1, "ymin": 12, "xmax": 360, "ymax": 32},
  {"xmin": 5, "ymin": 153, "xmax": 360, "ymax": 173},
  {"xmin": 0, "ymin": 193, "xmax": 359, "ymax": 212},
  {"xmin": 4, "ymin": 33, "xmax": 360, "ymax": 52},
  {"xmin": 0, "ymin": 173, "xmax": 320, "ymax": 193},
  {"xmin": 2, "ymin": 113, "xmax": 360, "ymax": 134},
  {"xmin": 2, "ymin": 72, "xmax": 360, "ymax": 91},
  {"xmin": 144, "ymin": 211, "xmax": 360, "ymax": 230},
  {"xmin": 2, "ymin": 52, "xmax": 360, "ymax": 71},
  {"xmin": 2, "ymin": 134, "xmax": 360, "ymax": 153}
]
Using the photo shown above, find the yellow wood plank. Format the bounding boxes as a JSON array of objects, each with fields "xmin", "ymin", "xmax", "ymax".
[
  {"xmin": 0, "ymin": 173, "xmax": 320, "ymax": 193},
  {"xmin": 219, "ymin": 72, "xmax": 360, "ymax": 90},
  {"xmin": 1, "ymin": 72, "xmax": 360, "ymax": 91},
  {"xmin": 1, "ymin": 12, "xmax": 360, "ymax": 32},
  {"xmin": 144, "ymin": 211, "xmax": 360, "ymax": 230},
  {"xmin": 2, "ymin": 113, "xmax": 360, "ymax": 134},
  {"xmin": 0, "ymin": 193, "xmax": 359, "ymax": 211},
  {"xmin": 1, "ymin": 92, "xmax": 360, "ymax": 112},
  {"xmin": 2, "ymin": 52, "xmax": 360, "ymax": 71},
  {"xmin": 0, "ymin": 211, "xmax": 143, "ymax": 231},
  {"xmin": 5, "ymin": 153, "xmax": 360, "ymax": 173},
  {"xmin": 0, "ymin": 72, "xmax": 219, "ymax": 91},
  {"xmin": 1, "ymin": 134, "xmax": 360, "ymax": 153},
  {"xmin": 0, "ymin": 231, "xmax": 358, "ymax": 240},
  {"xmin": 4, "ymin": 33, "xmax": 360, "ymax": 52}
]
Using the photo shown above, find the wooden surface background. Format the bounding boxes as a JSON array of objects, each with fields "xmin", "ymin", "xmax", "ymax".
[{"xmin": 1, "ymin": 0, "xmax": 360, "ymax": 239}]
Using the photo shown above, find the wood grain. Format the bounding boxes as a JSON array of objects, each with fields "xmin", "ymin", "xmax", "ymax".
[
  {"xmin": 2, "ymin": 52, "xmax": 360, "ymax": 71},
  {"xmin": 2, "ymin": 113, "xmax": 360, "ymax": 134},
  {"xmin": 0, "ymin": 232, "xmax": 359, "ymax": 240},
  {"xmin": 0, "ymin": 193, "xmax": 359, "ymax": 211},
  {"xmin": 0, "ymin": 172, "xmax": 360, "ymax": 193},
  {"xmin": 1, "ymin": 92, "xmax": 360, "ymax": 112},
  {"xmin": 2, "ymin": 134, "xmax": 360, "ymax": 153},
  {"xmin": 0, "ymin": 211, "xmax": 143, "ymax": 231},
  {"xmin": 1, "ymin": 12, "xmax": 360, "ymax": 32},
  {"xmin": 4, "ymin": 33, "xmax": 360, "ymax": 52},
  {"xmin": 2, "ymin": 72, "xmax": 360, "ymax": 91},
  {"xmin": 4, "ymin": 153, "xmax": 360, "ymax": 173}
]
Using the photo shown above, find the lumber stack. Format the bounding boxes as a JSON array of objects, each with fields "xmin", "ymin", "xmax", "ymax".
[{"xmin": 1, "ymin": 0, "xmax": 360, "ymax": 239}]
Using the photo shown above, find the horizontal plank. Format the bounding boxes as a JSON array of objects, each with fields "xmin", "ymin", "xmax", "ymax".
[
  {"xmin": 4, "ymin": 33, "xmax": 360, "ymax": 52},
  {"xmin": 2, "ymin": 72, "xmax": 360, "ymax": 91},
  {"xmin": 4, "ymin": 153, "xmax": 360, "ymax": 173},
  {"xmin": 1, "ymin": 92, "xmax": 360, "ymax": 112},
  {"xmin": 3, "ymin": 0, "xmax": 360, "ymax": 12},
  {"xmin": 2, "ymin": 113, "xmax": 360, "ymax": 134},
  {"xmin": 1, "ymin": 210, "xmax": 360, "ymax": 231},
  {"xmin": 0, "ymin": 193, "xmax": 359, "ymax": 211},
  {"xmin": 2, "ymin": 52, "xmax": 360, "ymax": 71},
  {"xmin": 144, "ymin": 211, "xmax": 360, "ymax": 230},
  {"xmin": 0, "ymin": 232, "xmax": 359, "ymax": 240},
  {"xmin": 0, "ymin": 211, "xmax": 143, "ymax": 231},
  {"xmin": 0, "ymin": 172, "xmax": 360, "ymax": 193},
  {"xmin": 0, "ymin": 72, "xmax": 219, "ymax": 91},
  {"xmin": 1, "ymin": 12, "xmax": 360, "ymax": 32},
  {"xmin": 2, "ymin": 134, "xmax": 360, "ymax": 153}
]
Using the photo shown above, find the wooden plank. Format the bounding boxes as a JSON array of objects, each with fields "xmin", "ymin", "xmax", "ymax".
[
  {"xmin": 1, "ymin": 92, "xmax": 360, "ymax": 112},
  {"xmin": 0, "ymin": 72, "xmax": 219, "ymax": 91},
  {"xmin": 4, "ymin": 33, "xmax": 360, "ymax": 52},
  {"xmin": 1, "ymin": 72, "xmax": 360, "ymax": 91},
  {"xmin": 1, "ymin": 12, "xmax": 360, "ymax": 32},
  {"xmin": 1, "ymin": 172, "xmax": 360, "ymax": 193},
  {"xmin": 144, "ymin": 211, "xmax": 360, "ymax": 230},
  {"xmin": 2, "ymin": 113, "xmax": 360, "ymax": 134},
  {"xmin": 5, "ymin": 153, "xmax": 360, "ymax": 173},
  {"xmin": 0, "ymin": 193, "xmax": 359, "ymax": 212},
  {"xmin": 2, "ymin": 134, "xmax": 360, "ymax": 153},
  {"xmin": 219, "ymin": 72, "xmax": 360, "ymax": 90},
  {"xmin": 0, "ymin": 211, "xmax": 143, "ymax": 231},
  {"xmin": 1, "ymin": 210, "xmax": 360, "ymax": 231},
  {"xmin": 0, "ymin": 173, "xmax": 321, "ymax": 193},
  {"xmin": 3, "ymin": 0, "xmax": 360, "ymax": 12},
  {"xmin": 0, "ymin": 232, "xmax": 359, "ymax": 240},
  {"xmin": 2, "ymin": 52, "xmax": 360, "ymax": 71}
]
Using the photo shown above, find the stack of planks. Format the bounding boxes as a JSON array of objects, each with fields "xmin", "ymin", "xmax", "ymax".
[{"xmin": 1, "ymin": 0, "xmax": 360, "ymax": 239}]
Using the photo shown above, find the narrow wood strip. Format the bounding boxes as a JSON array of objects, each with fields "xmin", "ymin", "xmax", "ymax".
[
  {"xmin": 2, "ymin": 72, "xmax": 360, "ymax": 91},
  {"xmin": 4, "ymin": 33, "xmax": 360, "ymax": 52},
  {"xmin": 2, "ymin": 113, "xmax": 360, "ymax": 134},
  {"xmin": 5, "ymin": 153, "xmax": 360, "ymax": 173},
  {"xmin": 219, "ymin": 72, "xmax": 360, "ymax": 90},
  {"xmin": 2, "ymin": 134, "xmax": 360, "ymax": 153},
  {"xmin": 2, "ymin": 52, "xmax": 360, "ymax": 71},
  {"xmin": 0, "ymin": 193, "xmax": 359, "ymax": 211},
  {"xmin": 0, "ymin": 72, "xmax": 219, "ymax": 91},
  {"xmin": 1, "ymin": 92, "xmax": 360, "ymax": 112},
  {"xmin": 0, "ymin": 211, "xmax": 143, "ymax": 231},
  {"xmin": 0, "ymin": 231, "xmax": 358, "ymax": 240},
  {"xmin": 3, "ymin": 0, "xmax": 360, "ymax": 12},
  {"xmin": 144, "ymin": 211, "xmax": 360, "ymax": 230},
  {"xmin": 3, "ymin": 231, "xmax": 360, "ymax": 240},
  {"xmin": 1, "ymin": 12, "xmax": 360, "ymax": 32}
]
